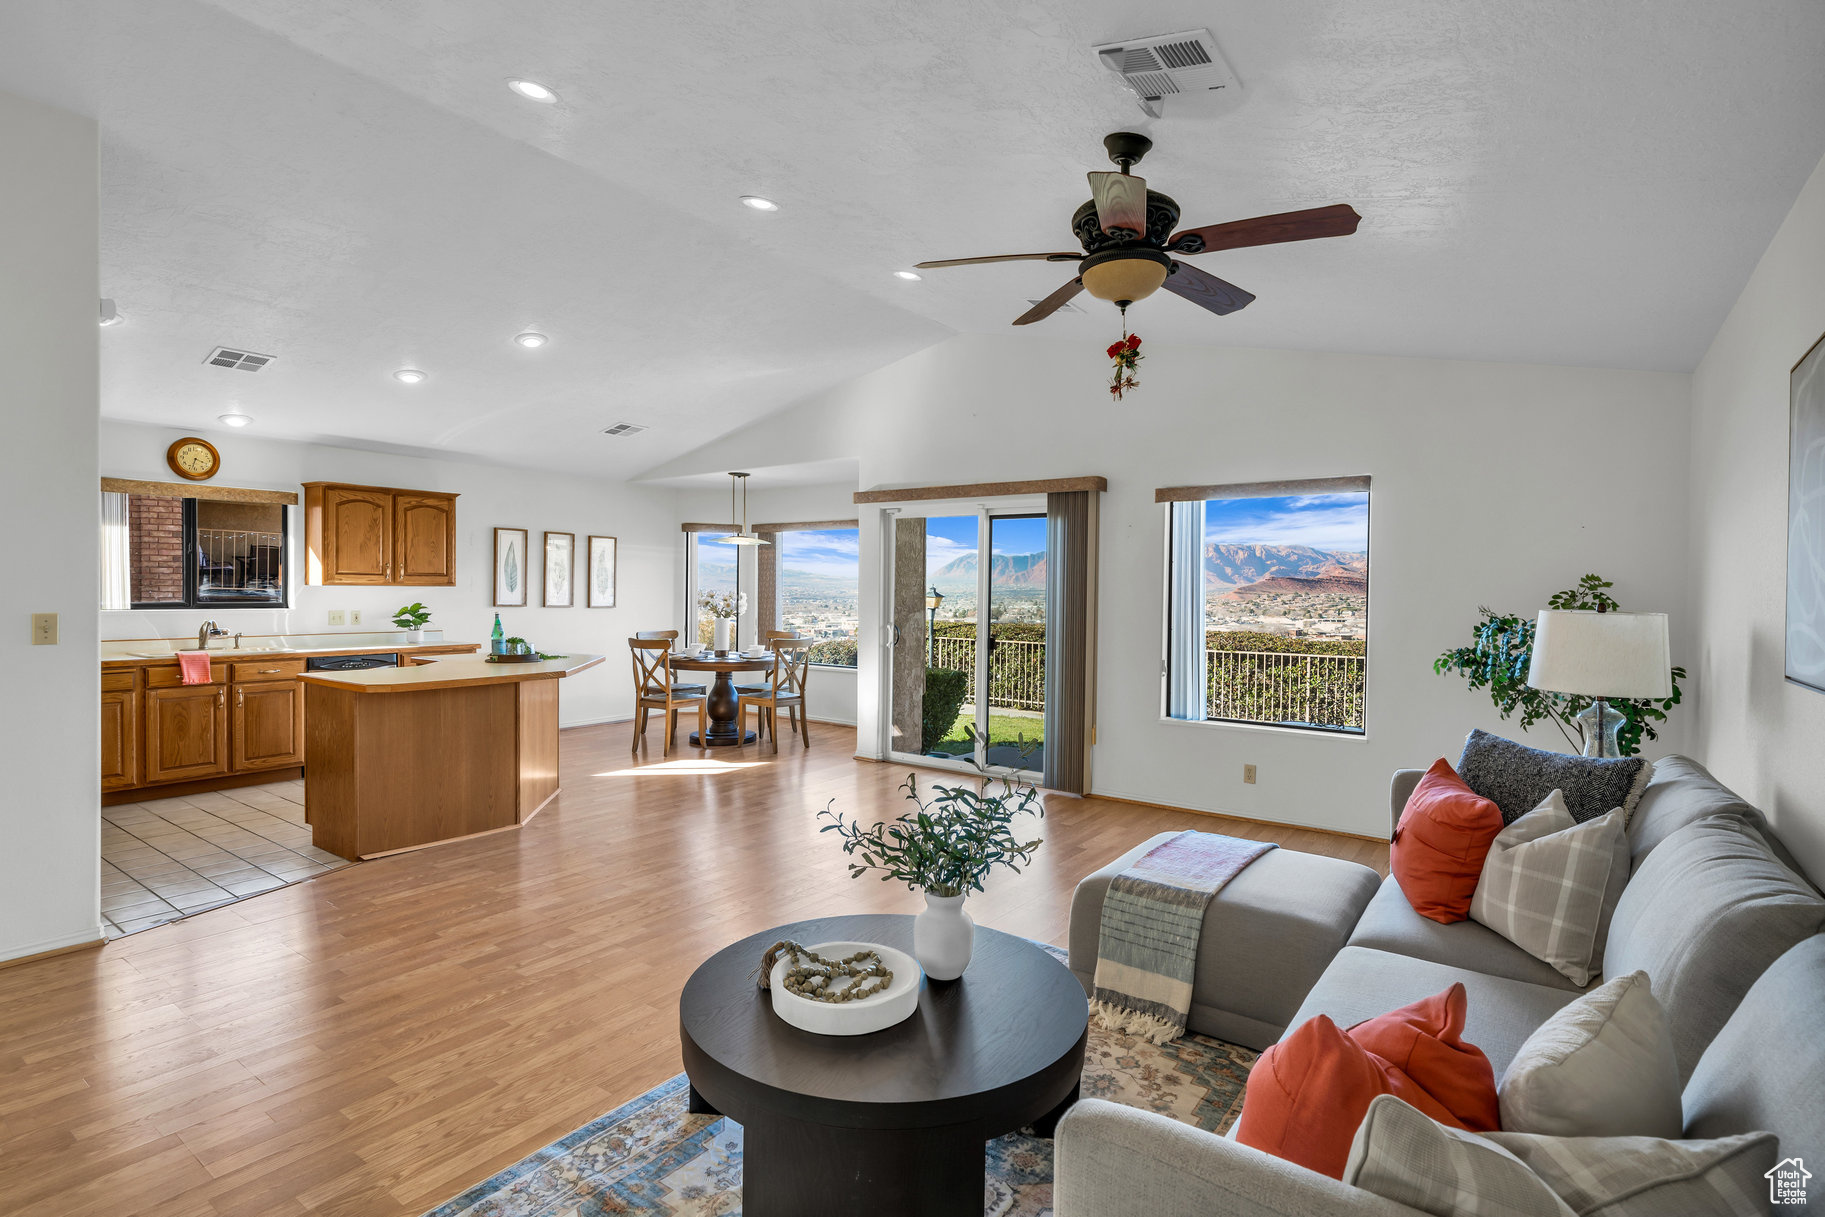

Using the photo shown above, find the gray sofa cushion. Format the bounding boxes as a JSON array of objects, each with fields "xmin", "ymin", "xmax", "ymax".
[
  {"xmin": 1282, "ymin": 946, "xmax": 1580, "ymax": 1078},
  {"xmin": 1684, "ymin": 934, "xmax": 1825, "ymax": 1163},
  {"xmin": 1456, "ymin": 729, "xmax": 1651, "ymax": 825},
  {"xmin": 1604, "ymin": 816, "xmax": 1825, "ymax": 1082},
  {"xmin": 1627, "ymin": 753, "xmax": 1809, "ymax": 878},
  {"xmin": 1070, "ymin": 834, "xmax": 1381, "ymax": 1049},
  {"xmin": 1348, "ymin": 875, "xmax": 1585, "ymax": 993}
]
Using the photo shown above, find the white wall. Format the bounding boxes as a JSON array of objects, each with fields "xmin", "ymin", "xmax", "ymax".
[
  {"xmin": 100, "ymin": 421, "xmax": 679, "ymax": 728},
  {"xmin": 647, "ymin": 334, "xmax": 1692, "ymax": 838},
  {"xmin": 671, "ymin": 482, "xmax": 860, "ymax": 727},
  {"xmin": 0, "ymin": 90, "xmax": 101, "ymax": 961},
  {"xmin": 1687, "ymin": 149, "xmax": 1825, "ymax": 880}
]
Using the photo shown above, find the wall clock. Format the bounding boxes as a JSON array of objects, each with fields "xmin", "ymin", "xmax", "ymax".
[{"xmin": 166, "ymin": 436, "xmax": 221, "ymax": 481}]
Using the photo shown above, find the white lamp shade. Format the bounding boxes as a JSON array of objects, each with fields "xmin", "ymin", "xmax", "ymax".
[{"xmin": 1526, "ymin": 610, "xmax": 1671, "ymax": 699}]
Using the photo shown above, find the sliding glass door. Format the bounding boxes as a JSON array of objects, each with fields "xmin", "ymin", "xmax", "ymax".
[{"xmin": 886, "ymin": 506, "xmax": 1048, "ymax": 777}]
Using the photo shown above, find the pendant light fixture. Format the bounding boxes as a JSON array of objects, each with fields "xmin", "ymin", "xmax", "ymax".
[{"xmin": 718, "ymin": 472, "xmax": 770, "ymax": 546}]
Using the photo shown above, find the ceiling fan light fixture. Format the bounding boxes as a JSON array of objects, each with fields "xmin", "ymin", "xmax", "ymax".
[{"xmin": 1079, "ymin": 249, "xmax": 1171, "ymax": 306}]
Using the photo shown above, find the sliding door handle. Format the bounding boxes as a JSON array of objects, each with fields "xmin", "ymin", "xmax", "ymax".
[{"xmin": 891, "ymin": 624, "xmax": 902, "ymax": 647}]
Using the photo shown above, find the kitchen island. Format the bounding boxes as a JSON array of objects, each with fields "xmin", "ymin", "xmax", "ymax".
[{"xmin": 301, "ymin": 652, "xmax": 603, "ymax": 859}]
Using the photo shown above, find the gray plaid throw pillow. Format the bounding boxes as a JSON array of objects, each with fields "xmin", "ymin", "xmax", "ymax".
[
  {"xmin": 1343, "ymin": 1095, "xmax": 1572, "ymax": 1216},
  {"xmin": 1470, "ymin": 790, "xmax": 1629, "ymax": 985}
]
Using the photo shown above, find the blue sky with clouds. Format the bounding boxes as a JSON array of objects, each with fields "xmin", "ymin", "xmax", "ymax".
[
  {"xmin": 777, "ymin": 527, "xmax": 859, "ymax": 580},
  {"xmin": 922, "ymin": 514, "xmax": 1046, "ymax": 577},
  {"xmin": 1203, "ymin": 493, "xmax": 1368, "ymax": 552}
]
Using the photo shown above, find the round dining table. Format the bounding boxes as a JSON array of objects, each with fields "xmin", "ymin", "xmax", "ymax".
[{"xmin": 669, "ymin": 652, "xmax": 774, "ymax": 747}]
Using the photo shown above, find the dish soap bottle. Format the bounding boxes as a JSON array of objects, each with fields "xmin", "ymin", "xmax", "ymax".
[{"xmin": 491, "ymin": 613, "xmax": 504, "ymax": 655}]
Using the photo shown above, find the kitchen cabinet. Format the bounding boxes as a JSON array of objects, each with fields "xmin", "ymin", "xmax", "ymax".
[
  {"xmin": 303, "ymin": 482, "xmax": 458, "ymax": 586},
  {"xmin": 144, "ymin": 683, "xmax": 230, "ymax": 784},
  {"xmin": 232, "ymin": 679, "xmax": 305, "ymax": 771},
  {"xmin": 101, "ymin": 677, "xmax": 139, "ymax": 791}
]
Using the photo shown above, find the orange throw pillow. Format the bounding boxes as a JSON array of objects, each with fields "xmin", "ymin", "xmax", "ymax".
[
  {"xmin": 1391, "ymin": 758, "xmax": 1504, "ymax": 923},
  {"xmin": 1235, "ymin": 983, "xmax": 1499, "ymax": 1179}
]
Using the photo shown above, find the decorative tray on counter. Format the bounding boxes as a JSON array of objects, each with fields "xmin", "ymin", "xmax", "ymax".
[{"xmin": 485, "ymin": 653, "xmax": 545, "ymax": 664}]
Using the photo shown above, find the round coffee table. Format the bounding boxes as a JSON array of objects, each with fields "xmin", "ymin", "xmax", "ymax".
[
  {"xmin": 669, "ymin": 653, "xmax": 772, "ymax": 747},
  {"xmin": 679, "ymin": 913, "xmax": 1087, "ymax": 1216}
]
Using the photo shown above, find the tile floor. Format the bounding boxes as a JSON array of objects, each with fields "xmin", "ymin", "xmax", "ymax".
[{"xmin": 100, "ymin": 779, "xmax": 351, "ymax": 937}]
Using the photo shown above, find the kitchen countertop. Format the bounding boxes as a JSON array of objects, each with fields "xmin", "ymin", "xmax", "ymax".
[
  {"xmin": 101, "ymin": 636, "xmax": 481, "ymax": 667},
  {"xmin": 298, "ymin": 652, "xmax": 604, "ymax": 693}
]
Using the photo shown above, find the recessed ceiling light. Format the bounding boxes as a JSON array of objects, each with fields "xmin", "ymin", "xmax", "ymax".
[
  {"xmin": 739, "ymin": 195, "xmax": 779, "ymax": 212},
  {"xmin": 218, "ymin": 411, "xmax": 251, "ymax": 428},
  {"xmin": 893, "ymin": 270, "xmax": 923, "ymax": 281},
  {"xmin": 99, "ymin": 298, "xmax": 122, "ymax": 327},
  {"xmin": 514, "ymin": 331, "xmax": 548, "ymax": 349},
  {"xmin": 394, "ymin": 368, "xmax": 427, "ymax": 384},
  {"xmin": 507, "ymin": 79, "xmax": 558, "ymax": 103}
]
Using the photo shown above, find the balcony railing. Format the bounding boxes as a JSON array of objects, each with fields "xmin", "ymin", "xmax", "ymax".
[
  {"xmin": 197, "ymin": 528, "xmax": 283, "ymax": 592},
  {"xmin": 929, "ymin": 635, "xmax": 1045, "ymax": 712},
  {"xmin": 1205, "ymin": 649, "xmax": 1365, "ymax": 731}
]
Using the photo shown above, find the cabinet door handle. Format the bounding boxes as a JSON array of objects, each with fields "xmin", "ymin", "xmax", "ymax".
[
  {"xmin": 237, "ymin": 690, "xmax": 244, "ymax": 705},
  {"xmin": 258, "ymin": 668, "xmax": 280, "ymax": 674}
]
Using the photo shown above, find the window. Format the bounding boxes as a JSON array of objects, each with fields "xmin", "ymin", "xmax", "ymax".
[
  {"xmin": 1163, "ymin": 480, "xmax": 1368, "ymax": 733},
  {"xmin": 689, "ymin": 530, "xmax": 740, "ymax": 646},
  {"xmin": 775, "ymin": 527, "xmax": 859, "ymax": 666},
  {"xmin": 102, "ymin": 491, "xmax": 290, "ymax": 610}
]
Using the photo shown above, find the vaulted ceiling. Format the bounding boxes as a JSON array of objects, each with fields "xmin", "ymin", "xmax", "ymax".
[{"xmin": 3, "ymin": 1, "xmax": 1823, "ymax": 477}]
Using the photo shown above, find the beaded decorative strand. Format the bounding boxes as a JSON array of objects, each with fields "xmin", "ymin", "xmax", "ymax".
[{"xmin": 755, "ymin": 940, "xmax": 894, "ymax": 1004}]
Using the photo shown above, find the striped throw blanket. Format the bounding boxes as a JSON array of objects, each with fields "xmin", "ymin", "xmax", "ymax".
[{"xmin": 1090, "ymin": 831, "xmax": 1277, "ymax": 1044}]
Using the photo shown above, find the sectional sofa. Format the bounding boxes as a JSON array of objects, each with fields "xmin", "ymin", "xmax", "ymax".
[{"xmin": 1057, "ymin": 755, "xmax": 1825, "ymax": 1216}]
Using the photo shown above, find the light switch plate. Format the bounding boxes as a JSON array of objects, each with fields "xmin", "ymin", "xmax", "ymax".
[
  {"xmin": 1243, "ymin": 763, "xmax": 1257, "ymax": 784},
  {"xmin": 349, "ymin": 609, "xmax": 362, "ymax": 625},
  {"xmin": 327, "ymin": 609, "xmax": 347, "ymax": 626},
  {"xmin": 31, "ymin": 613, "xmax": 57, "ymax": 645}
]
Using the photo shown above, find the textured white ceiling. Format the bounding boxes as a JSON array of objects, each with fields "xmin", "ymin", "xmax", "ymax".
[{"xmin": 2, "ymin": 1, "xmax": 1822, "ymax": 477}]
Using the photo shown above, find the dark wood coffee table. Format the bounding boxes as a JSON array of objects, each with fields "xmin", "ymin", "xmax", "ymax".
[{"xmin": 679, "ymin": 914, "xmax": 1088, "ymax": 1216}]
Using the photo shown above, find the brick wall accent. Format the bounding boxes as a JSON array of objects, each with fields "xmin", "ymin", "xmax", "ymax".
[{"xmin": 129, "ymin": 496, "xmax": 185, "ymax": 603}]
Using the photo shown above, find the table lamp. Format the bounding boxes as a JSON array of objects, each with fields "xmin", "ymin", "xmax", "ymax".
[{"xmin": 1525, "ymin": 609, "xmax": 1671, "ymax": 758}]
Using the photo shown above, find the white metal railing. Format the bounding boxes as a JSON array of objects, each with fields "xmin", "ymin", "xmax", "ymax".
[
  {"xmin": 197, "ymin": 528, "xmax": 283, "ymax": 591},
  {"xmin": 929, "ymin": 635, "xmax": 1046, "ymax": 712},
  {"xmin": 1205, "ymin": 649, "xmax": 1365, "ymax": 731}
]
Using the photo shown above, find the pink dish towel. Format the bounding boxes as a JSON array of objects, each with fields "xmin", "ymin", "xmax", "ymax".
[{"xmin": 176, "ymin": 650, "xmax": 213, "ymax": 684}]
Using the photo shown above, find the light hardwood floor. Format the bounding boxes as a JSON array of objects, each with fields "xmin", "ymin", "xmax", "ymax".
[{"xmin": 0, "ymin": 723, "xmax": 1387, "ymax": 1217}]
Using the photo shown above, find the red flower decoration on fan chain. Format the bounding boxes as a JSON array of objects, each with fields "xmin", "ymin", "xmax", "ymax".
[{"xmin": 1107, "ymin": 331, "xmax": 1144, "ymax": 401}]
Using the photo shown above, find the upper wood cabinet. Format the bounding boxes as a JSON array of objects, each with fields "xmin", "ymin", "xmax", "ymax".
[{"xmin": 303, "ymin": 483, "xmax": 457, "ymax": 586}]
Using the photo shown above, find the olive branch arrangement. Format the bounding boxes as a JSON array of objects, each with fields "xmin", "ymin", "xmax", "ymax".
[{"xmin": 818, "ymin": 730, "xmax": 1044, "ymax": 898}]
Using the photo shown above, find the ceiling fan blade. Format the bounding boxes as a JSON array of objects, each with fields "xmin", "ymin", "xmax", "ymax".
[
  {"xmin": 914, "ymin": 252, "xmax": 1082, "ymax": 269},
  {"xmin": 1013, "ymin": 277, "xmax": 1085, "ymax": 326},
  {"xmin": 1087, "ymin": 171, "xmax": 1148, "ymax": 236},
  {"xmin": 1171, "ymin": 204, "xmax": 1362, "ymax": 254},
  {"xmin": 1163, "ymin": 262, "xmax": 1256, "ymax": 316}
]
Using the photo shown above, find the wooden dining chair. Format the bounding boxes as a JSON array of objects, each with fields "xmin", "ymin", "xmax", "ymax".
[
  {"xmin": 743, "ymin": 638, "xmax": 813, "ymax": 754},
  {"xmin": 629, "ymin": 638, "xmax": 706, "ymax": 756},
  {"xmin": 634, "ymin": 630, "xmax": 705, "ymax": 696},
  {"xmin": 735, "ymin": 629, "xmax": 799, "ymax": 698}
]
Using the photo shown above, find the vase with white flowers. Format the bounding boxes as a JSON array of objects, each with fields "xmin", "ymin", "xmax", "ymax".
[{"xmin": 698, "ymin": 590, "xmax": 747, "ymax": 655}]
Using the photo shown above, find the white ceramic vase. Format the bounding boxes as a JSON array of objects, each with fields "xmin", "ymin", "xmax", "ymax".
[
  {"xmin": 713, "ymin": 618, "xmax": 733, "ymax": 653},
  {"xmin": 406, "ymin": 629, "xmax": 426, "ymax": 643},
  {"xmin": 913, "ymin": 891, "xmax": 975, "ymax": 981}
]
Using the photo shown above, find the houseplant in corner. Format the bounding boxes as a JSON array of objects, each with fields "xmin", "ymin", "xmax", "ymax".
[
  {"xmin": 818, "ymin": 732, "xmax": 1043, "ymax": 980},
  {"xmin": 391, "ymin": 602, "xmax": 432, "ymax": 644}
]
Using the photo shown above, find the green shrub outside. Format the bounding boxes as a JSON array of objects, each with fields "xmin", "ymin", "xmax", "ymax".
[
  {"xmin": 807, "ymin": 638, "xmax": 857, "ymax": 667},
  {"xmin": 921, "ymin": 667, "xmax": 971, "ymax": 753},
  {"xmin": 1205, "ymin": 630, "xmax": 1364, "ymax": 656}
]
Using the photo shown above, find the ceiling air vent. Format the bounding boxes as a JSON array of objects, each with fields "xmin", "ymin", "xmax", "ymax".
[
  {"xmin": 1093, "ymin": 29, "xmax": 1238, "ymax": 117},
  {"xmin": 602, "ymin": 422, "xmax": 648, "ymax": 437},
  {"xmin": 204, "ymin": 346, "xmax": 275, "ymax": 372}
]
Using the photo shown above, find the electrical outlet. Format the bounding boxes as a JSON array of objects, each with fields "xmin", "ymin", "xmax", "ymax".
[
  {"xmin": 1243, "ymin": 763, "xmax": 1257, "ymax": 785},
  {"xmin": 31, "ymin": 613, "xmax": 57, "ymax": 645},
  {"xmin": 349, "ymin": 609, "xmax": 362, "ymax": 625},
  {"xmin": 327, "ymin": 609, "xmax": 347, "ymax": 626}
]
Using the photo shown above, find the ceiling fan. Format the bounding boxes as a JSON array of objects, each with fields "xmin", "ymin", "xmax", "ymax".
[{"xmin": 916, "ymin": 132, "xmax": 1361, "ymax": 325}]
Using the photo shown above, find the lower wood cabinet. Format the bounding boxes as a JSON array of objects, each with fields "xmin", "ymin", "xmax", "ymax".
[
  {"xmin": 144, "ymin": 683, "xmax": 231, "ymax": 785},
  {"xmin": 232, "ymin": 679, "xmax": 305, "ymax": 771},
  {"xmin": 101, "ymin": 687, "xmax": 139, "ymax": 791}
]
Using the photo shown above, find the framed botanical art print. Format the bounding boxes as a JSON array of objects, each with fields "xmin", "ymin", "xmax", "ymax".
[
  {"xmin": 544, "ymin": 531, "xmax": 575, "ymax": 607},
  {"xmin": 493, "ymin": 527, "xmax": 529, "ymax": 607},
  {"xmin": 1787, "ymin": 329, "xmax": 1825, "ymax": 692},
  {"xmin": 587, "ymin": 535, "xmax": 617, "ymax": 608}
]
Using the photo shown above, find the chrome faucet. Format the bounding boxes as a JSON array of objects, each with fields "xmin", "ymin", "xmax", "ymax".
[{"xmin": 197, "ymin": 620, "xmax": 225, "ymax": 649}]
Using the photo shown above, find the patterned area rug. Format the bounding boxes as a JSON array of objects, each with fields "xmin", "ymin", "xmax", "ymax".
[{"xmin": 424, "ymin": 948, "xmax": 1257, "ymax": 1216}]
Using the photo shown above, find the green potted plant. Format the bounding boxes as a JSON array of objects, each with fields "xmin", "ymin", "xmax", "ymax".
[
  {"xmin": 391, "ymin": 602, "xmax": 432, "ymax": 644},
  {"xmin": 819, "ymin": 735, "xmax": 1043, "ymax": 980}
]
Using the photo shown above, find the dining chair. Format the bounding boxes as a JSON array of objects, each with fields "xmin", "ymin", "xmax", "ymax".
[
  {"xmin": 629, "ymin": 638, "xmax": 707, "ymax": 756},
  {"xmin": 743, "ymin": 638, "xmax": 813, "ymax": 754},
  {"xmin": 735, "ymin": 628, "xmax": 798, "ymax": 699},
  {"xmin": 634, "ymin": 630, "xmax": 704, "ymax": 696}
]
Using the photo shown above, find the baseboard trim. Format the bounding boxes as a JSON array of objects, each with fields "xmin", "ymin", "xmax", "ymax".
[
  {"xmin": 103, "ymin": 767, "xmax": 304, "ymax": 806},
  {"xmin": 0, "ymin": 934, "xmax": 106, "ymax": 970},
  {"xmin": 1090, "ymin": 790, "xmax": 1389, "ymax": 845}
]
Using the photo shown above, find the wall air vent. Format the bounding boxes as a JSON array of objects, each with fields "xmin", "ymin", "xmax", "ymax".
[
  {"xmin": 204, "ymin": 346, "xmax": 275, "ymax": 371},
  {"xmin": 1092, "ymin": 29, "xmax": 1238, "ymax": 118},
  {"xmin": 602, "ymin": 422, "xmax": 648, "ymax": 437}
]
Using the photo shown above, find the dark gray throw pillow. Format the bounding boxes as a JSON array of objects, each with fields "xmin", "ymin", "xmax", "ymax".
[{"xmin": 1456, "ymin": 729, "xmax": 1652, "ymax": 825}]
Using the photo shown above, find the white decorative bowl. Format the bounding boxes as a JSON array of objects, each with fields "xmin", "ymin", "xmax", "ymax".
[{"xmin": 767, "ymin": 941, "xmax": 922, "ymax": 1036}]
